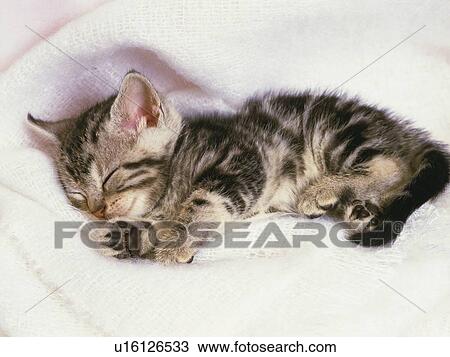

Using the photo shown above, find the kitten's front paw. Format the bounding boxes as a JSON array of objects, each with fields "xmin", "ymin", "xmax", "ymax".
[
  {"xmin": 298, "ymin": 186, "xmax": 339, "ymax": 218},
  {"xmin": 153, "ymin": 228, "xmax": 196, "ymax": 264},
  {"xmin": 154, "ymin": 246, "xmax": 195, "ymax": 265},
  {"xmin": 98, "ymin": 231, "xmax": 133, "ymax": 259},
  {"xmin": 97, "ymin": 220, "xmax": 154, "ymax": 260}
]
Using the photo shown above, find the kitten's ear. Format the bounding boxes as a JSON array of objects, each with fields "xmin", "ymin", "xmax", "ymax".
[
  {"xmin": 27, "ymin": 113, "xmax": 72, "ymax": 142},
  {"xmin": 111, "ymin": 71, "xmax": 162, "ymax": 133}
]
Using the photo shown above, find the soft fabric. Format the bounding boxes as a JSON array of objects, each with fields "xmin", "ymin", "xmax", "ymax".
[{"xmin": 0, "ymin": 0, "xmax": 449, "ymax": 336}]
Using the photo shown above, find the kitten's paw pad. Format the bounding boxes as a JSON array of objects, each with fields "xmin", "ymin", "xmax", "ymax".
[
  {"xmin": 349, "ymin": 202, "xmax": 370, "ymax": 220},
  {"xmin": 347, "ymin": 200, "xmax": 380, "ymax": 227}
]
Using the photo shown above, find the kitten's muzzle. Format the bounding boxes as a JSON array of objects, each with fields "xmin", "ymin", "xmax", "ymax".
[
  {"xmin": 88, "ymin": 199, "xmax": 106, "ymax": 219},
  {"xmin": 92, "ymin": 207, "xmax": 106, "ymax": 219}
]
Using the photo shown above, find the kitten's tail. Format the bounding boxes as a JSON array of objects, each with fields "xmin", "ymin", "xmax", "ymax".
[{"xmin": 351, "ymin": 146, "xmax": 450, "ymax": 246}]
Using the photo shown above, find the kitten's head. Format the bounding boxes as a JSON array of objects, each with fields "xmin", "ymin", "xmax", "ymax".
[{"xmin": 28, "ymin": 71, "xmax": 181, "ymax": 219}]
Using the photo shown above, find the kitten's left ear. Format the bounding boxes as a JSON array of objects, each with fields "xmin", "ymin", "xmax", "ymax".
[
  {"xmin": 27, "ymin": 113, "xmax": 73, "ymax": 143},
  {"xmin": 111, "ymin": 71, "xmax": 162, "ymax": 133}
]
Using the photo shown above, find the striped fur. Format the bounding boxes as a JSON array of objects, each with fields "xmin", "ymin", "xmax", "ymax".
[{"xmin": 28, "ymin": 72, "xmax": 449, "ymax": 263}]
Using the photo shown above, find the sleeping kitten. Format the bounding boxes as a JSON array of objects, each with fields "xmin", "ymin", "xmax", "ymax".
[{"xmin": 28, "ymin": 71, "xmax": 449, "ymax": 264}]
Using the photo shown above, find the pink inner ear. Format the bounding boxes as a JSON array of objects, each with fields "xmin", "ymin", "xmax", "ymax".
[
  {"xmin": 142, "ymin": 106, "xmax": 159, "ymax": 127},
  {"xmin": 121, "ymin": 105, "xmax": 159, "ymax": 131},
  {"xmin": 121, "ymin": 91, "xmax": 160, "ymax": 131}
]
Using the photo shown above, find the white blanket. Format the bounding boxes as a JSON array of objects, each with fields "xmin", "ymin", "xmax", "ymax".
[{"xmin": 1, "ymin": 0, "xmax": 449, "ymax": 336}]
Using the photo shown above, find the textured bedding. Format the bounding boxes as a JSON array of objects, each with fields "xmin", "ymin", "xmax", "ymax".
[{"xmin": 0, "ymin": 0, "xmax": 449, "ymax": 336}]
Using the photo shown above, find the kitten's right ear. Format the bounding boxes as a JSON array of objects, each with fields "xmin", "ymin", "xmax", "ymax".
[
  {"xmin": 111, "ymin": 71, "xmax": 163, "ymax": 134},
  {"xmin": 27, "ymin": 113, "xmax": 72, "ymax": 143}
]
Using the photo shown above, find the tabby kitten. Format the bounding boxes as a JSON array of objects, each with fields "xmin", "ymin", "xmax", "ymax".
[{"xmin": 28, "ymin": 71, "xmax": 449, "ymax": 264}]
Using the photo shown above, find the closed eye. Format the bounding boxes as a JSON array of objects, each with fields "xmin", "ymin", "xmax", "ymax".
[
  {"xmin": 102, "ymin": 167, "xmax": 119, "ymax": 189},
  {"xmin": 67, "ymin": 191, "xmax": 87, "ymax": 202}
]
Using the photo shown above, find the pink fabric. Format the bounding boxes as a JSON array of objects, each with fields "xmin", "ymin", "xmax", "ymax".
[{"xmin": 0, "ymin": 0, "xmax": 108, "ymax": 72}]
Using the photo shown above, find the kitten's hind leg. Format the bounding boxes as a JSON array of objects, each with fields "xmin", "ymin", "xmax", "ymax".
[
  {"xmin": 297, "ymin": 156, "xmax": 408, "ymax": 224},
  {"xmin": 311, "ymin": 156, "xmax": 410, "ymax": 244},
  {"xmin": 335, "ymin": 150, "xmax": 449, "ymax": 246},
  {"xmin": 345, "ymin": 199, "xmax": 381, "ymax": 229}
]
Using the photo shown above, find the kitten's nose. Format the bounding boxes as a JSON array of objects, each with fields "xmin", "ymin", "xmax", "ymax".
[{"xmin": 88, "ymin": 200, "xmax": 106, "ymax": 219}]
